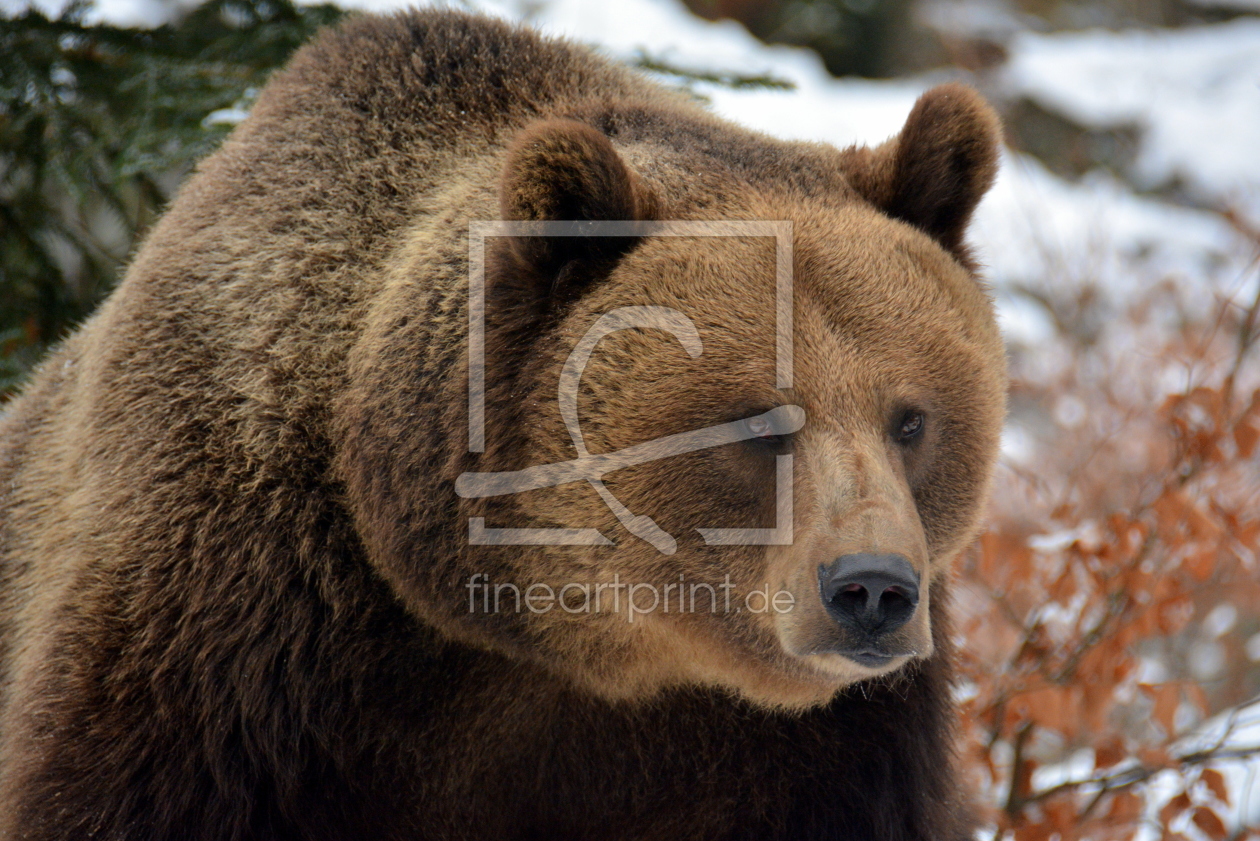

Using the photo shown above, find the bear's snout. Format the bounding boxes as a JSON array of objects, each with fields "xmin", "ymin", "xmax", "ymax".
[{"xmin": 817, "ymin": 553, "xmax": 920, "ymax": 660}]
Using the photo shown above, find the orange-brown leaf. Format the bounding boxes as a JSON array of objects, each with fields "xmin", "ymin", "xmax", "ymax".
[
  {"xmin": 1045, "ymin": 798, "xmax": 1076, "ymax": 832},
  {"xmin": 1159, "ymin": 792, "xmax": 1191, "ymax": 826},
  {"xmin": 1151, "ymin": 683, "xmax": 1181, "ymax": 735},
  {"xmin": 1139, "ymin": 745, "xmax": 1173, "ymax": 769},
  {"xmin": 1185, "ymin": 503, "xmax": 1222, "ymax": 544},
  {"xmin": 1236, "ymin": 417, "xmax": 1260, "ymax": 458},
  {"xmin": 1157, "ymin": 597, "xmax": 1195, "ymax": 635},
  {"xmin": 1014, "ymin": 825, "xmax": 1054, "ymax": 841},
  {"xmin": 1201, "ymin": 768, "xmax": 1230, "ymax": 805},
  {"xmin": 1184, "ymin": 546, "xmax": 1218, "ymax": 581},
  {"xmin": 1186, "ymin": 683, "xmax": 1209, "ymax": 716},
  {"xmin": 1107, "ymin": 790, "xmax": 1142, "ymax": 823},
  {"xmin": 1140, "ymin": 683, "xmax": 1183, "ymax": 735},
  {"xmin": 1191, "ymin": 806, "xmax": 1228, "ymax": 840},
  {"xmin": 1009, "ymin": 686, "xmax": 1082, "ymax": 739},
  {"xmin": 1094, "ymin": 738, "xmax": 1126, "ymax": 769}
]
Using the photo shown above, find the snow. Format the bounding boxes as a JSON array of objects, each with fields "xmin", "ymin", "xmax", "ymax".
[
  {"xmin": 974, "ymin": 152, "xmax": 1258, "ymax": 344},
  {"xmin": 1003, "ymin": 19, "xmax": 1260, "ymax": 218},
  {"xmin": 1, "ymin": 0, "xmax": 191, "ymax": 25}
]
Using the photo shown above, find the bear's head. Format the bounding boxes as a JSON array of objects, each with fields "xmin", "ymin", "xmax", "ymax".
[{"xmin": 338, "ymin": 84, "xmax": 1006, "ymax": 710}]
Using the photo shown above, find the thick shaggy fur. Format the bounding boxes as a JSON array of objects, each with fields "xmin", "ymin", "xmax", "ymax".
[{"xmin": 0, "ymin": 11, "xmax": 1006, "ymax": 840}]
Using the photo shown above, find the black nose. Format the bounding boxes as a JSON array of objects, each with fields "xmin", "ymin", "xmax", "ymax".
[{"xmin": 818, "ymin": 553, "xmax": 919, "ymax": 636}]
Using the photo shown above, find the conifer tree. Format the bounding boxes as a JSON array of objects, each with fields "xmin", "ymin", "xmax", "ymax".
[{"xmin": 0, "ymin": 0, "xmax": 343, "ymax": 396}]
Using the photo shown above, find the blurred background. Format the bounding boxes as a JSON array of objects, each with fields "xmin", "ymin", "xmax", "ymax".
[{"xmin": 1, "ymin": 0, "xmax": 1258, "ymax": 837}]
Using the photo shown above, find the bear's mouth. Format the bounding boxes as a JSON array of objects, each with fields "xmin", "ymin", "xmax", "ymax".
[{"xmin": 841, "ymin": 650, "xmax": 896, "ymax": 668}]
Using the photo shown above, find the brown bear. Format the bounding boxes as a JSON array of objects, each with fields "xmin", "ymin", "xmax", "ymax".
[{"xmin": 0, "ymin": 9, "xmax": 1006, "ymax": 840}]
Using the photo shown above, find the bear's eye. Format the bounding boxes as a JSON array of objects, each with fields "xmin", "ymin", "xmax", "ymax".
[
  {"xmin": 743, "ymin": 414, "xmax": 790, "ymax": 450},
  {"xmin": 894, "ymin": 410, "xmax": 926, "ymax": 444}
]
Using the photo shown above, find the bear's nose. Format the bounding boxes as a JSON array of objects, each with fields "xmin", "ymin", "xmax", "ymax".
[{"xmin": 818, "ymin": 553, "xmax": 919, "ymax": 637}]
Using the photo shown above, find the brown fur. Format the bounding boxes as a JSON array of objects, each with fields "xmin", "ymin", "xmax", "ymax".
[{"xmin": 0, "ymin": 10, "xmax": 1006, "ymax": 840}]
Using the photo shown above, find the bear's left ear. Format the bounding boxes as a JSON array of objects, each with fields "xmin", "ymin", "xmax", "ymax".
[
  {"xmin": 842, "ymin": 84, "xmax": 1001, "ymax": 259},
  {"xmin": 496, "ymin": 119, "xmax": 656, "ymax": 307}
]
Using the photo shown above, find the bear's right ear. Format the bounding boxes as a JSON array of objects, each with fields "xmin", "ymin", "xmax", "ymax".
[
  {"xmin": 496, "ymin": 119, "xmax": 656, "ymax": 307},
  {"xmin": 842, "ymin": 84, "xmax": 1001, "ymax": 260}
]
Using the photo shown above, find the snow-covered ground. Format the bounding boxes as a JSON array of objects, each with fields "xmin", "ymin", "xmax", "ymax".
[
  {"xmin": 4, "ymin": 0, "xmax": 1259, "ymax": 832},
  {"xmin": 1005, "ymin": 18, "xmax": 1260, "ymax": 217}
]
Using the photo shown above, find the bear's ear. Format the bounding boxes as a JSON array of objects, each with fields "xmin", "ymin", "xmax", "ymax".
[
  {"xmin": 842, "ymin": 84, "xmax": 1001, "ymax": 259},
  {"xmin": 497, "ymin": 119, "xmax": 655, "ymax": 302}
]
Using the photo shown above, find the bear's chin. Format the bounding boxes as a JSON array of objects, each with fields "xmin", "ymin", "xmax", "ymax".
[
  {"xmin": 740, "ymin": 647, "xmax": 931, "ymax": 709},
  {"xmin": 695, "ymin": 650, "xmax": 920, "ymax": 712},
  {"xmin": 566, "ymin": 616, "xmax": 925, "ymax": 712}
]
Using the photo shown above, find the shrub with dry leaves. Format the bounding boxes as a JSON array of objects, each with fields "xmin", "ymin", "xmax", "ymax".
[{"xmin": 960, "ymin": 210, "xmax": 1260, "ymax": 840}]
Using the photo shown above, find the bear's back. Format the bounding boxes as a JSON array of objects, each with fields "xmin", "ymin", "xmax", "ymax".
[{"xmin": 0, "ymin": 8, "xmax": 669, "ymax": 728}]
